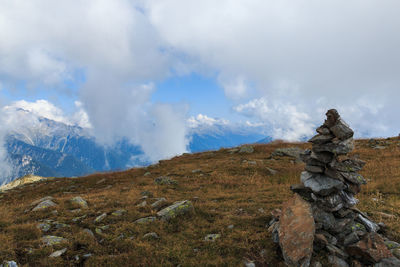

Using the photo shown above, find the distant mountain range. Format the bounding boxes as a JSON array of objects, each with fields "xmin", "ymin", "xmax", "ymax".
[{"xmin": 0, "ymin": 110, "xmax": 270, "ymax": 184}]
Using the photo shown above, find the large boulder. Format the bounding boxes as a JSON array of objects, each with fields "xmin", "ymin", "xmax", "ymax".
[
  {"xmin": 156, "ymin": 200, "xmax": 193, "ymax": 221},
  {"xmin": 32, "ymin": 199, "xmax": 57, "ymax": 211},
  {"xmin": 278, "ymin": 194, "xmax": 315, "ymax": 267},
  {"xmin": 70, "ymin": 196, "xmax": 88, "ymax": 209},
  {"xmin": 42, "ymin": 235, "xmax": 68, "ymax": 246}
]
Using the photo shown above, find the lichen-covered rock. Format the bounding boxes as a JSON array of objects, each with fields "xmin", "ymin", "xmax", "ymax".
[
  {"xmin": 49, "ymin": 248, "xmax": 67, "ymax": 258},
  {"xmin": 142, "ymin": 232, "xmax": 159, "ymax": 240},
  {"xmin": 32, "ymin": 199, "xmax": 57, "ymax": 211},
  {"xmin": 151, "ymin": 198, "xmax": 167, "ymax": 209},
  {"xmin": 340, "ymin": 172, "xmax": 367, "ymax": 185},
  {"xmin": 70, "ymin": 196, "xmax": 88, "ymax": 209},
  {"xmin": 37, "ymin": 223, "xmax": 51, "ymax": 232},
  {"xmin": 112, "ymin": 209, "xmax": 127, "ymax": 216},
  {"xmin": 157, "ymin": 200, "xmax": 194, "ymax": 221},
  {"xmin": 31, "ymin": 196, "xmax": 54, "ymax": 206},
  {"xmin": 0, "ymin": 261, "xmax": 18, "ymax": 267},
  {"xmin": 278, "ymin": 194, "xmax": 315, "ymax": 267},
  {"xmin": 239, "ymin": 145, "xmax": 254, "ymax": 153},
  {"xmin": 204, "ymin": 234, "xmax": 220, "ymax": 242},
  {"xmin": 385, "ymin": 241, "xmax": 400, "ymax": 250},
  {"xmin": 134, "ymin": 217, "xmax": 157, "ymax": 224},
  {"xmin": 82, "ymin": 229, "xmax": 94, "ymax": 237},
  {"xmin": 154, "ymin": 177, "xmax": 178, "ymax": 185},
  {"xmin": 271, "ymin": 147, "xmax": 304, "ymax": 160},
  {"xmin": 94, "ymin": 213, "xmax": 107, "ymax": 223},
  {"xmin": 329, "ymin": 158, "xmax": 365, "ymax": 173},
  {"xmin": 42, "ymin": 235, "xmax": 68, "ymax": 246}
]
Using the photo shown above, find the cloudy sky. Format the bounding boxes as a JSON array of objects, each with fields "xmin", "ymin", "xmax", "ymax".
[{"xmin": 1, "ymin": 0, "xmax": 400, "ymax": 163}]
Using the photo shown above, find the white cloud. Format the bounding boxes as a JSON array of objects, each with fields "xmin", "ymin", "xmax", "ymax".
[
  {"xmin": 0, "ymin": 0, "xmax": 189, "ymax": 163},
  {"xmin": 187, "ymin": 114, "xmax": 229, "ymax": 128},
  {"xmin": 234, "ymin": 97, "xmax": 315, "ymax": 141},
  {"xmin": 6, "ymin": 100, "xmax": 70, "ymax": 125},
  {"xmin": 1, "ymin": 0, "xmax": 400, "ymax": 171},
  {"xmin": 144, "ymin": 0, "xmax": 400, "ymax": 137},
  {"xmin": 0, "ymin": 102, "xmax": 12, "ymax": 181}
]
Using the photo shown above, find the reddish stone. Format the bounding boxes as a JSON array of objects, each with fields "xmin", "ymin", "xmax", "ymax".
[
  {"xmin": 347, "ymin": 232, "xmax": 393, "ymax": 264},
  {"xmin": 279, "ymin": 194, "xmax": 315, "ymax": 267}
]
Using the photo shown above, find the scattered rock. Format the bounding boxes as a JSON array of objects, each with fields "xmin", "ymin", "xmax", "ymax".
[
  {"xmin": 94, "ymin": 213, "xmax": 107, "ymax": 223},
  {"xmin": 243, "ymin": 260, "xmax": 256, "ymax": 267},
  {"xmin": 271, "ymin": 147, "xmax": 303, "ymax": 160},
  {"xmin": 151, "ymin": 198, "xmax": 167, "ymax": 209},
  {"xmin": 96, "ymin": 178, "xmax": 106, "ymax": 184},
  {"xmin": 0, "ymin": 261, "xmax": 18, "ymax": 267},
  {"xmin": 278, "ymin": 194, "xmax": 315, "ymax": 267},
  {"xmin": 239, "ymin": 145, "xmax": 254, "ymax": 153},
  {"xmin": 154, "ymin": 176, "xmax": 178, "ymax": 185},
  {"xmin": 192, "ymin": 169, "xmax": 202, "ymax": 173},
  {"xmin": 142, "ymin": 232, "xmax": 159, "ymax": 240},
  {"xmin": 83, "ymin": 228, "xmax": 94, "ymax": 237},
  {"xmin": 157, "ymin": 200, "xmax": 194, "ymax": 221},
  {"xmin": 112, "ymin": 209, "xmax": 127, "ymax": 216},
  {"xmin": 37, "ymin": 223, "xmax": 51, "ymax": 232},
  {"xmin": 144, "ymin": 172, "xmax": 151, "ymax": 176},
  {"xmin": 32, "ymin": 199, "xmax": 57, "ymax": 211},
  {"xmin": 49, "ymin": 248, "xmax": 67, "ymax": 258},
  {"xmin": 135, "ymin": 217, "xmax": 157, "ymax": 224},
  {"xmin": 42, "ymin": 235, "xmax": 68, "ymax": 246},
  {"xmin": 266, "ymin": 167, "xmax": 277, "ymax": 175},
  {"xmin": 70, "ymin": 196, "xmax": 88, "ymax": 209},
  {"xmin": 136, "ymin": 201, "xmax": 147, "ymax": 207},
  {"xmin": 72, "ymin": 215, "xmax": 87, "ymax": 223},
  {"xmin": 227, "ymin": 225, "xmax": 234, "ymax": 229},
  {"xmin": 204, "ymin": 234, "xmax": 220, "ymax": 242}
]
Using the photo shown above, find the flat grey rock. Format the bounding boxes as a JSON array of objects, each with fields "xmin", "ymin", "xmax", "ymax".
[
  {"xmin": 301, "ymin": 171, "xmax": 345, "ymax": 196},
  {"xmin": 313, "ymin": 138, "xmax": 354, "ymax": 155},
  {"xmin": 308, "ymin": 134, "xmax": 335, "ymax": 144}
]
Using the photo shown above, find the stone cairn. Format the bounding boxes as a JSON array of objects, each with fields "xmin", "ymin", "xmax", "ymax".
[{"xmin": 269, "ymin": 109, "xmax": 400, "ymax": 267}]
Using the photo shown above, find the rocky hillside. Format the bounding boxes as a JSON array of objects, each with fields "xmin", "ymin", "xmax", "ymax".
[{"xmin": 0, "ymin": 138, "xmax": 399, "ymax": 266}]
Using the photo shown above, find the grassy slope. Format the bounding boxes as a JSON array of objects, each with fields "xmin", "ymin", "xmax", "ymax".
[{"xmin": 0, "ymin": 137, "xmax": 400, "ymax": 266}]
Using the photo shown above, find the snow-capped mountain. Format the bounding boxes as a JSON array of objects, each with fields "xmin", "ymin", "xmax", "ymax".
[
  {"xmin": 0, "ymin": 108, "xmax": 147, "ymax": 184},
  {"xmin": 0, "ymin": 111, "xmax": 270, "ymax": 184},
  {"xmin": 187, "ymin": 114, "xmax": 269, "ymax": 152}
]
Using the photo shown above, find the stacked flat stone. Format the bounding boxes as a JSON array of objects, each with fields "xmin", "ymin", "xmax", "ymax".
[
  {"xmin": 272, "ymin": 109, "xmax": 400, "ymax": 267},
  {"xmin": 294, "ymin": 109, "xmax": 368, "ymax": 216}
]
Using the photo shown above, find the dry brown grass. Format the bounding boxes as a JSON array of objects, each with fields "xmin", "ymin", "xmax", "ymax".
[{"xmin": 0, "ymin": 137, "xmax": 399, "ymax": 266}]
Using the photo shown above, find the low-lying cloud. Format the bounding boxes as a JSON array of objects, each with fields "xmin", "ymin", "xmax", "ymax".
[{"xmin": 1, "ymin": 0, "xmax": 400, "ymax": 173}]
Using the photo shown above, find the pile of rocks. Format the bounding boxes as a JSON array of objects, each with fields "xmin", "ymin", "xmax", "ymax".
[{"xmin": 270, "ymin": 109, "xmax": 400, "ymax": 266}]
